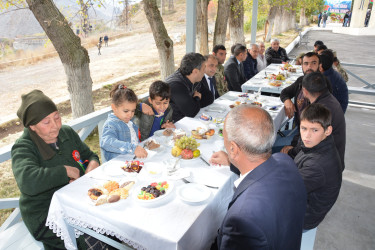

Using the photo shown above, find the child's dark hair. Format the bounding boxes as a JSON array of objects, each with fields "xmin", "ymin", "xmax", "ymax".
[
  {"xmin": 110, "ymin": 83, "xmax": 138, "ymax": 106},
  {"xmin": 300, "ymin": 103, "xmax": 332, "ymax": 130},
  {"xmin": 149, "ymin": 81, "xmax": 171, "ymax": 101}
]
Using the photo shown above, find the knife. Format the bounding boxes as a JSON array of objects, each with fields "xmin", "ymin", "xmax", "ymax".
[{"xmin": 199, "ymin": 156, "xmax": 210, "ymax": 166}]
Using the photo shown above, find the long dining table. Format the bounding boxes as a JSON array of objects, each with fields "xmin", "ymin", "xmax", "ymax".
[
  {"xmin": 46, "ymin": 91, "xmax": 286, "ymax": 250},
  {"xmin": 241, "ymin": 63, "xmax": 303, "ymax": 94}
]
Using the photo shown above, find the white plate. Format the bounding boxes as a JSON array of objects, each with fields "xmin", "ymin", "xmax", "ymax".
[
  {"xmin": 177, "ymin": 183, "xmax": 211, "ymax": 204},
  {"xmin": 134, "ymin": 181, "xmax": 174, "ymax": 207},
  {"xmin": 103, "ymin": 162, "xmax": 144, "ymax": 177},
  {"xmin": 153, "ymin": 129, "xmax": 174, "ymax": 137},
  {"xmin": 205, "ymin": 106, "xmax": 227, "ymax": 113}
]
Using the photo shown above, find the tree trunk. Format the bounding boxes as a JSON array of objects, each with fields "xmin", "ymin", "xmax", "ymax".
[
  {"xmin": 26, "ymin": 0, "xmax": 94, "ymax": 118},
  {"xmin": 229, "ymin": 0, "xmax": 245, "ymax": 45},
  {"xmin": 272, "ymin": 6, "xmax": 283, "ymax": 35},
  {"xmin": 168, "ymin": 0, "xmax": 174, "ymax": 11},
  {"xmin": 213, "ymin": 0, "xmax": 230, "ymax": 47},
  {"xmin": 196, "ymin": 0, "xmax": 209, "ymax": 55},
  {"xmin": 266, "ymin": 6, "xmax": 278, "ymax": 41},
  {"xmin": 300, "ymin": 8, "xmax": 308, "ymax": 26},
  {"xmin": 143, "ymin": 0, "xmax": 175, "ymax": 80}
]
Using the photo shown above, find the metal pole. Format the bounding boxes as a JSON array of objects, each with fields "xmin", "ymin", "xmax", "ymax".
[
  {"xmin": 251, "ymin": 0, "xmax": 258, "ymax": 44},
  {"xmin": 186, "ymin": 0, "xmax": 197, "ymax": 53}
]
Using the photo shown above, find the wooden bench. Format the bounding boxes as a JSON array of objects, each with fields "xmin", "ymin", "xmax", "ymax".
[{"xmin": 0, "ymin": 198, "xmax": 44, "ymax": 250}]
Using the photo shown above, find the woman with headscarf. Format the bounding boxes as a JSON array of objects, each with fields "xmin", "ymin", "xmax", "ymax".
[{"xmin": 11, "ymin": 90, "xmax": 100, "ymax": 249}]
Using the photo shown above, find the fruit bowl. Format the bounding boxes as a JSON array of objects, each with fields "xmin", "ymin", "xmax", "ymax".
[{"xmin": 171, "ymin": 136, "xmax": 200, "ymax": 160}]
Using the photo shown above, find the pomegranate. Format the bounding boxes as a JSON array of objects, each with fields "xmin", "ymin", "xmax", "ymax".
[{"xmin": 181, "ymin": 149, "xmax": 194, "ymax": 159}]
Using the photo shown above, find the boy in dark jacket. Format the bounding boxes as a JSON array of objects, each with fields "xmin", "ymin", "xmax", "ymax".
[
  {"xmin": 294, "ymin": 103, "xmax": 342, "ymax": 230},
  {"xmin": 135, "ymin": 80, "xmax": 175, "ymax": 141}
]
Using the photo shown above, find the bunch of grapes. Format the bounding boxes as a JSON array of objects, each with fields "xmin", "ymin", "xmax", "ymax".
[{"xmin": 175, "ymin": 136, "xmax": 199, "ymax": 151}]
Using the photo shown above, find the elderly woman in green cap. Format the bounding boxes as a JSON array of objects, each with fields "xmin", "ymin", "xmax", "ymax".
[{"xmin": 11, "ymin": 90, "xmax": 100, "ymax": 249}]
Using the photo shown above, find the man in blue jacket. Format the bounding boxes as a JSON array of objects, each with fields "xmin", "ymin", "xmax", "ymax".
[
  {"xmin": 211, "ymin": 105, "xmax": 306, "ymax": 250},
  {"xmin": 242, "ymin": 43, "xmax": 259, "ymax": 80},
  {"xmin": 319, "ymin": 49, "xmax": 348, "ymax": 113}
]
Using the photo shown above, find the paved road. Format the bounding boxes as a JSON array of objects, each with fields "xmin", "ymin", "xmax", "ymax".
[{"xmin": 290, "ymin": 27, "xmax": 375, "ymax": 249}]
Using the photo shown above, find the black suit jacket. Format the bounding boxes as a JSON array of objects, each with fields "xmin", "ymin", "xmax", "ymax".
[
  {"xmin": 197, "ymin": 76, "xmax": 219, "ymax": 108},
  {"xmin": 217, "ymin": 153, "xmax": 307, "ymax": 250},
  {"xmin": 224, "ymin": 56, "xmax": 247, "ymax": 92}
]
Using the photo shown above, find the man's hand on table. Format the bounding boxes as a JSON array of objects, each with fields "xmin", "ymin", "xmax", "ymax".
[
  {"xmin": 280, "ymin": 146, "xmax": 293, "ymax": 154},
  {"xmin": 85, "ymin": 160, "xmax": 100, "ymax": 174},
  {"xmin": 161, "ymin": 120, "xmax": 176, "ymax": 129},
  {"xmin": 65, "ymin": 165, "xmax": 80, "ymax": 183},
  {"xmin": 284, "ymin": 99, "xmax": 296, "ymax": 118},
  {"xmin": 210, "ymin": 151, "xmax": 230, "ymax": 166},
  {"xmin": 193, "ymin": 91, "xmax": 202, "ymax": 99}
]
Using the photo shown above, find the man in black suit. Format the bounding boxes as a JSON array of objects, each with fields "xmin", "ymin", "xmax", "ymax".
[
  {"xmin": 210, "ymin": 105, "xmax": 306, "ymax": 249},
  {"xmin": 165, "ymin": 53, "xmax": 206, "ymax": 122},
  {"xmin": 198, "ymin": 55, "xmax": 220, "ymax": 108},
  {"xmin": 224, "ymin": 44, "xmax": 247, "ymax": 92}
]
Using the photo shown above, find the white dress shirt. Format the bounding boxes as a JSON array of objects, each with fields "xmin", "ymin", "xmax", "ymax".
[
  {"xmin": 257, "ymin": 54, "xmax": 267, "ymax": 72},
  {"xmin": 234, "ymin": 170, "xmax": 252, "ymax": 188}
]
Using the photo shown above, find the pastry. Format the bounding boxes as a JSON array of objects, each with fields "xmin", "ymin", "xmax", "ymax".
[
  {"xmin": 120, "ymin": 181, "xmax": 135, "ymax": 190},
  {"xmin": 88, "ymin": 188, "xmax": 104, "ymax": 200},
  {"xmin": 145, "ymin": 140, "xmax": 160, "ymax": 150},
  {"xmin": 163, "ymin": 128, "xmax": 173, "ymax": 136},
  {"xmin": 103, "ymin": 181, "xmax": 119, "ymax": 193},
  {"xmin": 173, "ymin": 129, "xmax": 186, "ymax": 140},
  {"xmin": 109, "ymin": 188, "xmax": 129, "ymax": 199},
  {"xmin": 95, "ymin": 195, "xmax": 108, "ymax": 206},
  {"xmin": 107, "ymin": 194, "xmax": 121, "ymax": 203}
]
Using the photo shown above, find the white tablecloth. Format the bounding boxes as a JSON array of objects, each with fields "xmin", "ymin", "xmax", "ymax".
[
  {"xmin": 197, "ymin": 91, "xmax": 287, "ymax": 137},
  {"xmin": 241, "ymin": 64, "xmax": 303, "ymax": 94},
  {"xmin": 46, "ymin": 92, "xmax": 286, "ymax": 250}
]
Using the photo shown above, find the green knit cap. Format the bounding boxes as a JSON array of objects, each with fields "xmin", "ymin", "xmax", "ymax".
[{"xmin": 17, "ymin": 90, "xmax": 57, "ymax": 127}]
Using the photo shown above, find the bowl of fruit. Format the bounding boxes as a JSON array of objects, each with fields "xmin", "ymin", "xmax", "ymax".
[
  {"xmin": 171, "ymin": 136, "xmax": 201, "ymax": 160},
  {"xmin": 135, "ymin": 180, "xmax": 174, "ymax": 207}
]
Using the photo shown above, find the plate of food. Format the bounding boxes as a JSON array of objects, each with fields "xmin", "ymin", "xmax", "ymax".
[
  {"xmin": 177, "ymin": 183, "xmax": 211, "ymax": 205},
  {"xmin": 153, "ymin": 128, "xmax": 174, "ymax": 137},
  {"xmin": 135, "ymin": 180, "xmax": 174, "ymax": 207},
  {"xmin": 143, "ymin": 138, "xmax": 164, "ymax": 153},
  {"xmin": 191, "ymin": 126, "xmax": 215, "ymax": 140},
  {"xmin": 87, "ymin": 180, "xmax": 135, "ymax": 206}
]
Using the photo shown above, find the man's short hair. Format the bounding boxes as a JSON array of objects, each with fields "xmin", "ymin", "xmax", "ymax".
[
  {"xmin": 319, "ymin": 49, "xmax": 334, "ymax": 71},
  {"xmin": 233, "ymin": 44, "xmax": 247, "ymax": 57},
  {"xmin": 213, "ymin": 44, "xmax": 226, "ymax": 54},
  {"xmin": 179, "ymin": 53, "xmax": 206, "ymax": 76},
  {"xmin": 316, "ymin": 44, "xmax": 327, "ymax": 51},
  {"xmin": 204, "ymin": 54, "xmax": 218, "ymax": 61},
  {"xmin": 302, "ymin": 72, "xmax": 328, "ymax": 96},
  {"xmin": 225, "ymin": 105, "xmax": 275, "ymax": 157},
  {"xmin": 230, "ymin": 43, "xmax": 243, "ymax": 54},
  {"xmin": 149, "ymin": 80, "xmax": 170, "ymax": 101},
  {"xmin": 270, "ymin": 38, "xmax": 280, "ymax": 44},
  {"xmin": 303, "ymin": 51, "xmax": 320, "ymax": 64},
  {"xmin": 314, "ymin": 40, "xmax": 324, "ymax": 47},
  {"xmin": 249, "ymin": 43, "xmax": 259, "ymax": 50},
  {"xmin": 300, "ymin": 103, "xmax": 332, "ymax": 130}
]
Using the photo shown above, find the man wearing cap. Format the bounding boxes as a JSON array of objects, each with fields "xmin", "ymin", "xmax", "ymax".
[{"xmin": 12, "ymin": 90, "xmax": 100, "ymax": 249}]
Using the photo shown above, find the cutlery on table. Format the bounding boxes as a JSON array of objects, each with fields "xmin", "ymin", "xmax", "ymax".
[{"xmin": 199, "ymin": 156, "xmax": 210, "ymax": 166}]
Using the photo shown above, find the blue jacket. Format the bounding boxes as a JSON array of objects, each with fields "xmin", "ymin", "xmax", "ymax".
[
  {"xmin": 217, "ymin": 153, "xmax": 306, "ymax": 250},
  {"xmin": 323, "ymin": 67, "xmax": 348, "ymax": 113},
  {"xmin": 100, "ymin": 113, "xmax": 140, "ymax": 161},
  {"xmin": 243, "ymin": 51, "xmax": 258, "ymax": 80}
]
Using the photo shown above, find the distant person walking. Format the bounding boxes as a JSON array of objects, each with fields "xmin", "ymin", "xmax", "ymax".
[
  {"xmin": 342, "ymin": 11, "xmax": 349, "ymax": 27},
  {"xmin": 97, "ymin": 38, "xmax": 102, "ymax": 55},
  {"xmin": 322, "ymin": 12, "xmax": 328, "ymax": 28},
  {"xmin": 104, "ymin": 35, "xmax": 109, "ymax": 46},
  {"xmin": 318, "ymin": 12, "xmax": 322, "ymax": 27}
]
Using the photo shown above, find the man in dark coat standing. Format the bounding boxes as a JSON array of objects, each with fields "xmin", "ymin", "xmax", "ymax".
[
  {"xmin": 224, "ymin": 44, "xmax": 247, "ymax": 92},
  {"xmin": 211, "ymin": 105, "xmax": 306, "ymax": 250},
  {"xmin": 165, "ymin": 53, "xmax": 206, "ymax": 122}
]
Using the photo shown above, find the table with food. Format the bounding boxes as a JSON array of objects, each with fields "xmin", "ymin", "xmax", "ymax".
[
  {"xmin": 45, "ymin": 92, "xmax": 286, "ymax": 250},
  {"xmin": 241, "ymin": 63, "xmax": 303, "ymax": 94}
]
